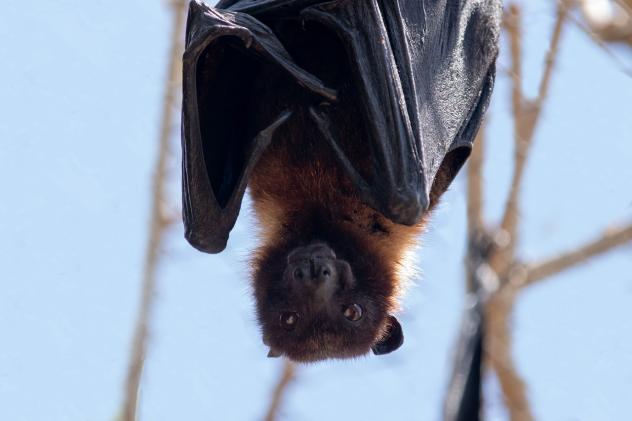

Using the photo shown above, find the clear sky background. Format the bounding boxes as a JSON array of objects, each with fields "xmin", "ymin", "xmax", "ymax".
[{"xmin": 1, "ymin": 1, "xmax": 631, "ymax": 420}]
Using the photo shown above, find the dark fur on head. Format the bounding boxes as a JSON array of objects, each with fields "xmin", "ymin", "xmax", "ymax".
[{"xmin": 252, "ymin": 207, "xmax": 401, "ymax": 362}]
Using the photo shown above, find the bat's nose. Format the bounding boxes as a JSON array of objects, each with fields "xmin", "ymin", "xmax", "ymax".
[
  {"xmin": 290, "ymin": 258, "xmax": 336, "ymax": 285},
  {"xmin": 287, "ymin": 243, "xmax": 339, "ymax": 301},
  {"xmin": 308, "ymin": 257, "xmax": 335, "ymax": 284},
  {"xmin": 290, "ymin": 263, "xmax": 309, "ymax": 282}
]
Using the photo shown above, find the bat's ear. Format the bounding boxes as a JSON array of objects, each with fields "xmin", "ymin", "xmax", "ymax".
[
  {"xmin": 372, "ymin": 315, "xmax": 404, "ymax": 356},
  {"xmin": 267, "ymin": 348, "xmax": 282, "ymax": 358},
  {"xmin": 263, "ymin": 336, "xmax": 282, "ymax": 358}
]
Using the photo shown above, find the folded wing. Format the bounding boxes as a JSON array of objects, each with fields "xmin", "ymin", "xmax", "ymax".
[{"xmin": 181, "ymin": 0, "xmax": 501, "ymax": 252}]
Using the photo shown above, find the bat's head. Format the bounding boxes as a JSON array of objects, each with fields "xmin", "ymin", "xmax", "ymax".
[{"xmin": 253, "ymin": 238, "xmax": 403, "ymax": 362}]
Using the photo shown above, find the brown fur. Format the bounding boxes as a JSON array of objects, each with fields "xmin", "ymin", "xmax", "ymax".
[
  {"xmin": 247, "ymin": 102, "xmax": 428, "ymax": 361},
  {"xmin": 243, "ymin": 20, "xmax": 458, "ymax": 361}
]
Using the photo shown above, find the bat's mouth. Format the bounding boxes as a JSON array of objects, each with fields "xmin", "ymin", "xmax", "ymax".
[
  {"xmin": 266, "ymin": 312, "xmax": 403, "ymax": 362},
  {"xmin": 268, "ymin": 327, "xmax": 380, "ymax": 362}
]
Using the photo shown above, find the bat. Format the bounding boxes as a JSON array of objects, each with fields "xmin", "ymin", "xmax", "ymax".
[{"xmin": 181, "ymin": 0, "xmax": 501, "ymax": 361}]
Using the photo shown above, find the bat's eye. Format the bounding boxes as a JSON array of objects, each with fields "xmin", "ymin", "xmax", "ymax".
[
  {"xmin": 280, "ymin": 312, "xmax": 299, "ymax": 330},
  {"xmin": 343, "ymin": 304, "xmax": 363, "ymax": 322}
]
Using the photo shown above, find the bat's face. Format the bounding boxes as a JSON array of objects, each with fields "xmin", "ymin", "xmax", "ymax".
[{"xmin": 253, "ymin": 241, "xmax": 403, "ymax": 362}]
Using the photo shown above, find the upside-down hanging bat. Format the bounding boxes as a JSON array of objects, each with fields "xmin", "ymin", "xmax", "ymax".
[{"xmin": 181, "ymin": 0, "xmax": 501, "ymax": 362}]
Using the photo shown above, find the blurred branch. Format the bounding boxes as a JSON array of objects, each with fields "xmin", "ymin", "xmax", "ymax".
[
  {"xmin": 491, "ymin": 3, "xmax": 523, "ymax": 274},
  {"xmin": 467, "ymin": 129, "xmax": 485, "ymax": 235},
  {"xmin": 506, "ymin": 4, "xmax": 523, "ymax": 122},
  {"xmin": 466, "ymin": 129, "xmax": 486, "ymax": 294},
  {"xmin": 535, "ymin": 1, "xmax": 568, "ymax": 109},
  {"xmin": 451, "ymin": 1, "xmax": 630, "ymax": 420},
  {"xmin": 579, "ymin": 0, "xmax": 632, "ymax": 46},
  {"xmin": 119, "ymin": 2, "xmax": 186, "ymax": 420},
  {"xmin": 524, "ymin": 223, "xmax": 632, "ymax": 285},
  {"xmin": 493, "ymin": 1, "xmax": 569, "ymax": 275},
  {"xmin": 486, "ymin": 288, "xmax": 534, "ymax": 421},
  {"xmin": 264, "ymin": 361, "xmax": 296, "ymax": 421},
  {"xmin": 444, "ymin": 124, "xmax": 492, "ymax": 420},
  {"xmin": 485, "ymin": 3, "xmax": 568, "ymax": 419}
]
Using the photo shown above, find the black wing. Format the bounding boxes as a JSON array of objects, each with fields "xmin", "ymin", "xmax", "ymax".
[
  {"xmin": 181, "ymin": 1, "xmax": 335, "ymax": 253},
  {"xmin": 182, "ymin": 0, "xmax": 500, "ymax": 252},
  {"xmin": 300, "ymin": 0, "xmax": 501, "ymax": 224}
]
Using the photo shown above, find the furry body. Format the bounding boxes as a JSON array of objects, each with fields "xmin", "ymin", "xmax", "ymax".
[{"xmin": 248, "ymin": 104, "xmax": 429, "ymax": 361}]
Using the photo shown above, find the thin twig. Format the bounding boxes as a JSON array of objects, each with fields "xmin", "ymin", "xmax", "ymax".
[
  {"xmin": 524, "ymin": 223, "xmax": 632, "ymax": 285},
  {"xmin": 119, "ymin": 2, "xmax": 186, "ymax": 420},
  {"xmin": 505, "ymin": 4, "xmax": 523, "ymax": 124},
  {"xmin": 535, "ymin": 0, "xmax": 569, "ymax": 109},
  {"xmin": 264, "ymin": 361, "xmax": 297, "ymax": 421}
]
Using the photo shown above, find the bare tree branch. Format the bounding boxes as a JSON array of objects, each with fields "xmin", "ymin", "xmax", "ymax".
[
  {"xmin": 467, "ymin": 128, "xmax": 486, "ymax": 235},
  {"xmin": 535, "ymin": 0, "xmax": 569, "ymax": 109},
  {"xmin": 493, "ymin": 1, "xmax": 569, "ymax": 275},
  {"xmin": 264, "ymin": 361, "xmax": 297, "ymax": 421},
  {"xmin": 466, "ymin": 129, "xmax": 487, "ymax": 294},
  {"xmin": 524, "ymin": 223, "xmax": 632, "ymax": 285},
  {"xmin": 505, "ymin": 3, "xmax": 524, "ymax": 122},
  {"xmin": 491, "ymin": 3, "xmax": 524, "ymax": 276},
  {"xmin": 452, "ymin": 2, "xmax": 630, "ymax": 420},
  {"xmin": 119, "ymin": 2, "xmax": 186, "ymax": 420},
  {"xmin": 485, "ymin": 288, "xmax": 534, "ymax": 421},
  {"xmin": 483, "ymin": 4, "xmax": 570, "ymax": 418}
]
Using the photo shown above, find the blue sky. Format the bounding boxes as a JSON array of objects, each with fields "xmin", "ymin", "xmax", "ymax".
[{"xmin": 1, "ymin": 1, "xmax": 631, "ymax": 420}]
